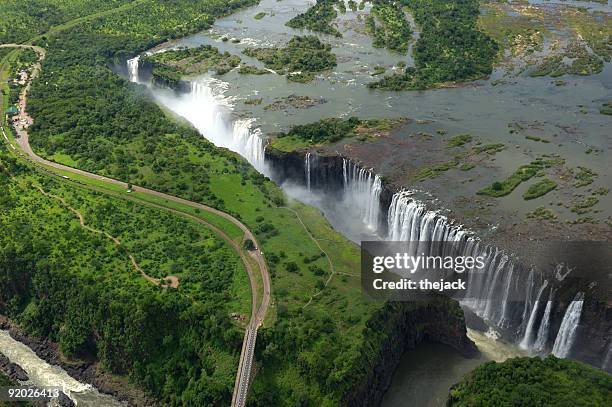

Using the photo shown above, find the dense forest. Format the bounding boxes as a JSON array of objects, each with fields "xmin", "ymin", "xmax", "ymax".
[
  {"xmin": 0, "ymin": 142, "xmax": 246, "ymax": 404},
  {"xmin": 2, "ymin": 1, "xmax": 391, "ymax": 405},
  {"xmin": 0, "ymin": 0, "xmax": 134, "ymax": 44},
  {"xmin": 285, "ymin": 0, "xmax": 342, "ymax": 37},
  {"xmin": 448, "ymin": 356, "xmax": 612, "ymax": 406},
  {"xmin": 369, "ymin": 0, "xmax": 498, "ymax": 89},
  {"xmin": 366, "ymin": 1, "xmax": 413, "ymax": 54},
  {"xmin": 243, "ymin": 36, "xmax": 337, "ymax": 82}
]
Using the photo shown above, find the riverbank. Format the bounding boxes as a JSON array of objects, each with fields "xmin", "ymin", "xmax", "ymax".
[{"xmin": 0, "ymin": 316, "xmax": 153, "ymax": 406}]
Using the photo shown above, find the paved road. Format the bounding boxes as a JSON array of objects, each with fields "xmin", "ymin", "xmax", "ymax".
[{"xmin": 1, "ymin": 43, "xmax": 270, "ymax": 406}]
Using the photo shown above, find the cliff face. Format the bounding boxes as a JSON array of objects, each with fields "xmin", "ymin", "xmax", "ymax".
[
  {"xmin": 265, "ymin": 148, "xmax": 344, "ymax": 193},
  {"xmin": 264, "ymin": 146, "xmax": 612, "ymax": 374},
  {"xmin": 342, "ymin": 298, "xmax": 478, "ymax": 407},
  {"xmin": 264, "ymin": 147, "xmax": 395, "ymax": 233}
]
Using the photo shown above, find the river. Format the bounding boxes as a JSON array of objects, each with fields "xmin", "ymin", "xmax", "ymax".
[
  {"xmin": 0, "ymin": 330, "xmax": 124, "ymax": 407},
  {"xmin": 6, "ymin": 0, "xmax": 607, "ymax": 405},
  {"xmin": 382, "ymin": 329, "xmax": 526, "ymax": 407}
]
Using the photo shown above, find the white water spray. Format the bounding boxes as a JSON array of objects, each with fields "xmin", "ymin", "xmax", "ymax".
[
  {"xmin": 519, "ymin": 280, "xmax": 549, "ymax": 350},
  {"xmin": 342, "ymin": 159, "xmax": 382, "ymax": 230},
  {"xmin": 126, "ymin": 58, "xmax": 266, "ymax": 172},
  {"xmin": 0, "ymin": 330, "xmax": 124, "ymax": 406},
  {"xmin": 305, "ymin": 152, "xmax": 312, "ymax": 191},
  {"xmin": 533, "ymin": 288, "xmax": 556, "ymax": 353},
  {"xmin": 127, "ymin": 56, "xmax": 140, "ymax": 83},
  {"xmin": 552, "ymin": 292, "xmax": 584, "ymax": 358}
]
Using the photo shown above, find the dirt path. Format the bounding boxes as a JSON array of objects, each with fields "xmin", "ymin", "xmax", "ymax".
[
  {"xmin": 0, "ymin": 42, "xmax": 270, "ymax": 405},
  {"xmin": 32, "ymin": 184, "xmax": 179, "ymax": 288}
]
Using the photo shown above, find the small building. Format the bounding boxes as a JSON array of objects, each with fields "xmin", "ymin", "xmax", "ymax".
[{"xmin": 6, "ymin": 106, "xmax": 18, "ymax": 116}]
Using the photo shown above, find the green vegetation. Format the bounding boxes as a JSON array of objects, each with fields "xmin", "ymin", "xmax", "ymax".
[
  {"xmin": 571, "ymin": 196, "xmax": 599, "ymax": 215},
  {"xmin": 448, "ymin": 356, "xmax": 612, "ymax": 406},
  {"xmin": 573, "ymin": 166, "xmax": 597, "ymax": 187},
  {"xmin": 372, "ymin": 65, "xmax": 386, "ymax": 76},
  {"xmin": 0, "ymin": 0, "xmax": 135, "ymax": 44},
  {"xmin": 530, "ymin": 42, "xmax": 604, "ymax": 77},
  {"xmin": 525, "ymin": 135, "xmax": 550, "ymax": 143},
  {"xmin": 0, "ymin": 1, "xmax": 411, "ymax": 404},
  {"xmin": 285, "ymin": 0, "xmax": 342, "ymax": 37},
  {"xmin": 413, "ymin": 158, "xmax": 459, "ymax": 181},
  {"xmin": 473, "ymin": 143, "xmax": 505, "ymax": 154},
  {"xmin": 478, "ymin": 158, "xmax": 563, "ymax": 197},
  {"xmin": 478, "ymin": 5, "xmax": 546, "ymax": 58},
  {"xmin": 0, "ymin": 373, "xmax": 36, "ymax": 407},
  {"xmin": 143, "ymin": 45, "xmax": 241, "ymax": 86},
  {"xmin": 600, "ymin": 101, "xmax": 612, "ymax": 115},
  {"xmin": 0, "ymin": 140, "xmax": 249, "ymax": 404},
  {"xmin": 244, "ymin": 98, "xmax": 263, "ymax": 105},
  {"xmin": 459, "ymin": 163, "xmax": 476, "ymax": 171},
  {"xmin": 406, "ymin": 140, "xmax": 506, "ymax": 182},
  {"xmin": 272, "ymin": 117, "xmax": 404, "ymax": 149},
  {"xmin": 369, "ymin": 0, "xmax": 498, "ymax": 90},
  {"xmin": 365, "ymin": 2, "xmax": 412, "ymax": 54},
  {"xmin": 243, "ymin": 36, "xmax": 337, "ymax": 82},
  {"xmin": 238, "ymin": 64, "xmax": 270, "ymax": 75},
  {"xmin": 527, "ymin": 207, "xmax": 558, "ymax": 221},
  {"xmin": 447, "ymin": 134, "xmax": 473, "ymax": 148},
  {"xmin": 523, "ymin": 178, "xmax": 557, "ymax": 200},
  {"xmin": 254, "ymin": 11, "xmax": 267, "ymax": 20}
]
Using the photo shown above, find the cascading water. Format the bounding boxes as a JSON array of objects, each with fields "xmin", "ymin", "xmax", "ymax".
[
  {"xmin": 125, "ymin": 52, "xmax": 599, "ymax": 365},
  {"xmin": 126, "ymin": 58, "xmax": 267, "ymax": 173},
  {"xmin": 519, "ymin": 280, "xmax": 549, "ymax": 350},
  {"xmin": 127, "ymin": 56, "xmax": 140, "ymax": 83},
  {"xmin": 342, "ymin": 159, "xmax": 382, "ymax": 230},
  {"xmin": 533, "ymin": 288, "xmax": 556, "ymax": 353},
  {"xmin": 0, "ymin": 330, "xmax": 125, "ymax": 406},
  {"xmin": 233, "ymin": 119, "xmax": 265, "ymax": 171},
  {"xmin": 305, "ymin": 153, "xmax": 312, "ymax": 191},
  {"xmin": 552, "ymin": 292, "xmax": 585, "ymax": 358}
]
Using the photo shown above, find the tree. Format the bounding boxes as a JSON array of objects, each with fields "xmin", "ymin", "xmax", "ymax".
[{"xmin": 243, "ymin": 239, "xmax": 255, "ymax": 251}]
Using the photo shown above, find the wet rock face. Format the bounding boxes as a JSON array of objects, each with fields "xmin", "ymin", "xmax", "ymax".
[
  {"xmin": 58, "ymin": 391, "xmax": 76, "ymax": 407},
  {"xmin": 0, "ymin": 353, "xmax": 29, "ymax": 381},
  {"xmin": 265, "ymin": 148, "xmax": 345, "ymax": 194},
  {"xmin": 264, "ymin": 148, "xmax": 612, "ymax": 372}
]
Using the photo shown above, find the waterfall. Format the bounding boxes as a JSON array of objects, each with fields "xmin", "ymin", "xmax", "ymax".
[
  {"xmin": 125, "ymin": 58, "xmax": 267, "ymax": 173},
  {"xmin": 127, "ymin": 56, "xmax": 140, "ymax": 83},
  {"xmin": 533, "ymin": 288, "xmax": 556, "ymax": 353},
  {"xmin": 305, "ymin": 153, "xmax": 312, "ymax": 190},
  {"xmin": 552, "ymin": 292, "xmax": 585, "ymax": 358},
  {"xmin": 497, "ymin": 262, "xmax": 515, "ymax": 328},
  {"xmin": 603, "ymin": 343, "xmax": 612, "ymax": 372},
  {"xmin": 233, "ymin": 119, "xmax": 265, "ymax": 172},
  {"xmin": 342, "ymin": 159, "xmax": 382, "ymax": 231},
  {"xmin": 519, "ymin": 280, "xmax": 549, "ymax": 350}
]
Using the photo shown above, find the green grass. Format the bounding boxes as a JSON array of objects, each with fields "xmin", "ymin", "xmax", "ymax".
[
  {"xmin": 269, "ymin": 135, "xmax": 313, "ymax": 152},
  {"xmin": 523, "ymin": 178, "xmax": 557, "ymax": 200},
  {"xmin": 254, "ymin": 11, "xmax": 267, "ymax": 20}
]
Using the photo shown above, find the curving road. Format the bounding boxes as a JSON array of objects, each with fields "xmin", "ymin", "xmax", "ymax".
[{"xmin": 0, "ymin": 43, "xmax": 270, "ymax": 406}]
